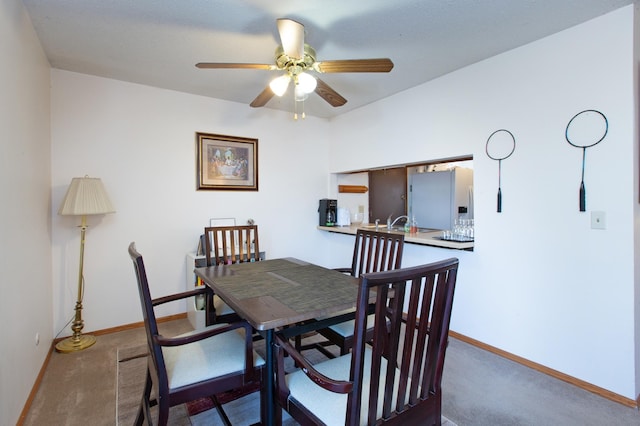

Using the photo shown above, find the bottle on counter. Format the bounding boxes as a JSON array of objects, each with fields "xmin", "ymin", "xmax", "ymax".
[{"xmin": 410, "ymin": 216, "xmax": 418, "ymax": 234}]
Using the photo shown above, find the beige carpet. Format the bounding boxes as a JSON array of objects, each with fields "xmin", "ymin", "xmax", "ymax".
[{"xmin": 116, "ymin": 345, "xmax": 145, "ymax": 424}]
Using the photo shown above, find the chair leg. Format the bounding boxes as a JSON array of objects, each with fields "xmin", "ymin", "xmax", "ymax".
[
  {"xmin": 157, "ymin": 400, "xmax": 170, "ymax": 426},
  {"xmin": 275, "ymin": 405, "xmax": 283, "ymax": 426},
  {"xmin": 294, "ymin": 334, "xmax": 301, "ymax": 351},
  {"xmin": 212, "ymin": 395, "xmax": 232, "ymax": 426},
  {"xmin": 135, "ymin": 369, "xmax": 152, "ymax": 426},
  {"xmin": 134, "ymin": 400, "xmax": 145, "ymax": 426},
  {"xmin": 134, "ymin": 391, "xmax": 146, "ymax": 426}
]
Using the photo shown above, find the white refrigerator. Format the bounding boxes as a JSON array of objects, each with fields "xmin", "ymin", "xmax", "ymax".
[{"xmin": 408, "ymin": 167, "xmax": 473, "ymax": 230}]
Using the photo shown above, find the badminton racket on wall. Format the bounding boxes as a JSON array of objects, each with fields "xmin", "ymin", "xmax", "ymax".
[
  {"xmin": 565, "ymin": 109, "xmax": 608, "ymax": 212},
  {"xmin": 486, "ymin": 129, "xmax": 516, "ymax": 213}
]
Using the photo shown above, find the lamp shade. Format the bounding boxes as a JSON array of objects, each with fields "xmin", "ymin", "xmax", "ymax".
[{"xmin": 58, "ymin": 177, "xmax": 115, "ymax": 216}]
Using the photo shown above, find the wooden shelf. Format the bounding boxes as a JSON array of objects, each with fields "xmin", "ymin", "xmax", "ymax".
[{"xmin": 338, "ymin": 185, "xmax": 368, "ymax": 193}]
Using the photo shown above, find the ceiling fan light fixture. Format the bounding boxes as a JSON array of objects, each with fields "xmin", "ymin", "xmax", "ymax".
[
  {"xmin": 294, "ymin": 85, "xmax": 309, "ymax": 102},
  {"xmin": 269, "ymin": 74, "xmax": 291, "ymax": 96},
  {"xmin": 296, "ymin": 72, "xmax": 317, "ymax": 94}
]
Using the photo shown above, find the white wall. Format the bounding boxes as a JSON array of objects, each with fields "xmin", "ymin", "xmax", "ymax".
[
  {"xmin": 327, "ymin": 6, "xmax": 638, "ymax": 400},
  {"xmin": 0, "ymin": 1, "xmax": 52, "ymax": 424},
  {"xmin": 50, "ymin": 70, "xmax": 334, "ymax": 334},
  {"xmin": 634, "ymin": 1, "xmax": 640, "ymax": 402}
]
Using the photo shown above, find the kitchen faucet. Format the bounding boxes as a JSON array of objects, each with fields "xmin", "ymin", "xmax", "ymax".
[{"xmin": 387, "ymin": 215, "xmax": 409, "ymax": 229}]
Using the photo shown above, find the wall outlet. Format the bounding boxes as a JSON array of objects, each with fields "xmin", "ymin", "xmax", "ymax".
[
  {"xmin": 591, "ymin": 211, "xmax": 606, "ymax": 230},
  {"xmin": 35, "ymin": 333, "xmax": 40, "ymax": 346}
]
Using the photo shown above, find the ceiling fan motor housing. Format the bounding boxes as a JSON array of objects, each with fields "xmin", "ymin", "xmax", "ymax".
[{"xmin": 275, "ymin": 44, "xmax": 316, "ymax": 74}]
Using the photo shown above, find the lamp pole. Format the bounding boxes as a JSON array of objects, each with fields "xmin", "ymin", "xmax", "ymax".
[{"xmin": 56, "ymin": 214, "xmax": 96, "ymax": 353}]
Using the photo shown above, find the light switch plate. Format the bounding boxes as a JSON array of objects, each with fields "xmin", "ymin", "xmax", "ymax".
[{"xmin": 591, "ymin": 211, "xmax": 606, "ymax": 230}]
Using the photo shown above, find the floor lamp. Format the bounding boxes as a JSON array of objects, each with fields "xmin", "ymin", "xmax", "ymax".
[{"xmin": 56, "ymin": 176, "xmax": 115, "ymax": 353}]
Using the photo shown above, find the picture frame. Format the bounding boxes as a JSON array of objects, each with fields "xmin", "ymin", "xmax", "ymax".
[{"xmin": 196, "ymin": 132, "xmax": 258, "ymax": 191}]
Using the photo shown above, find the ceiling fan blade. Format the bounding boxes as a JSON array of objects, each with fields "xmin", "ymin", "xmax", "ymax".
[
  {"xmin": 277, "ymin": 18, "xmax": 304, "ymax": 59},
  {"xmin": 250, "ymin": 86, "xmax": 275, "ymax": 108},
  {"xmin": 196, "ymin": 63, "xmax": 276, "ymax": 70},
  {"xmin": 315, "ymin": 58, "xmax": 394, "ymax": 73},
  {"xmin": 315, "ymin": 78, "xmax": 347, "ymax": 107}
]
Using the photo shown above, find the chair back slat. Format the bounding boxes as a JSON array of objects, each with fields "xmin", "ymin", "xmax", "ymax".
[
  {"xmin": 365, "ymin": 286, "xmax": 391, "ymax": 425},
  {"xmin": 351, "ymin": 229, "xmax": 404, "ymax": 277},
  {"xmin": 395, "ymin": 279, "xmax": 421, "ymax": 410},
  {"xmin": 204, "ymin": 225, "xmax": 260, "ymax": 266},
  {"xmin": 424, "ymin": 270, "xmax": 457, "ymax": 394},
  {"xmin": 349, "ymin": 257, "xmax": 459, "ymax": 425}
]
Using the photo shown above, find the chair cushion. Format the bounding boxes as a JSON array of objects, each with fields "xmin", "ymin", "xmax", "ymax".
[
  {"xmin": 328, "ymin": 314, "xmax": 376, "ymax": 337},
  {"xmin": 162, "ymin": 325, "xmax": 265, "ymax": 390},
  {"xmin": 214, "ymin": 295, "xmax": 235, "ymax": 316},
  {"xmin": 285, "ymin": 347, "xmax": 408, "ymax": 426}
]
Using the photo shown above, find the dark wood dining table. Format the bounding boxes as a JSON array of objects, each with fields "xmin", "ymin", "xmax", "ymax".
[{"xmin": 194, "ymin": 257, "xmax": 362, "ymax": 426}]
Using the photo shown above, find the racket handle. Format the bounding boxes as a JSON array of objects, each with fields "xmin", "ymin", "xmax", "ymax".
[
  {"xmin": 579, "ymin": 182, "xmax": 586, "ymax": 212},
  {"xmin": 497, "ymin": 188, "xmax": 502, "ymax": 213}
]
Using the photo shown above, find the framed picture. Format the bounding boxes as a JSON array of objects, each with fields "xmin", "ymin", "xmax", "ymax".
[{"xmin": 196, "ymin": 132, "xmax": 258, "ymax": 191}]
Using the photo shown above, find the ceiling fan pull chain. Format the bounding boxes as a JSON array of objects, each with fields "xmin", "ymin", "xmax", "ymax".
[{"xmin": 294, "ymin": 98, "xmax": 307, "ymax": 120}]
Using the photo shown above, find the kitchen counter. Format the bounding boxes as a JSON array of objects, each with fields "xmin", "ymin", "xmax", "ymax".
[{"xmin": 317, "ymin": 224, "xmax": 474, "ymax": 251}]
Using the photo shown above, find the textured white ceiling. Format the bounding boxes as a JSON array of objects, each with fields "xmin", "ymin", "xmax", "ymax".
[{"xmin": 23, "ymin": 0, "xmax": 634, "ymax": 118}]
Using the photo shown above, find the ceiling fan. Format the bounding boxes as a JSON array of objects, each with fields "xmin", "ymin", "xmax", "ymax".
[{"xmin": 196, "ymin": 18, "xmax": 393, "ymax": 117}]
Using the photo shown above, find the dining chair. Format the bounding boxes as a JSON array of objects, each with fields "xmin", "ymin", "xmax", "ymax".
[
  {"xmin": 203, "ymin": 225, "xmax": 260, "ymax": 324},
  {"xmin": 128, "ymin": 242, "xmax": 265, "ymax": 426},
  {"xmin": 274, "ymin": 257, "xmax": 459, "ymax": 426},
  {"xmin": 300, "ymin": 229, "xmax": 404, "ymax": 357}
]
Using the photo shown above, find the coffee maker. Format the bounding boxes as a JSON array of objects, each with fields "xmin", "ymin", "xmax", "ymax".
[{"xmin": 318, "ymin": 199, "xmax": 337, "ymax": 226}]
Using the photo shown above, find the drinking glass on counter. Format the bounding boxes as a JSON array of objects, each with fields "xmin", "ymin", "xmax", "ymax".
[{"xmin": 444, "ymin": 218, "xmax": 474, "ymax": 241}]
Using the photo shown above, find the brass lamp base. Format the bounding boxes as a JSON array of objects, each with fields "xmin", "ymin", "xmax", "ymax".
[{"xmin": 55, "ymin": 334, "xmax": 96, "ymax": 353}]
